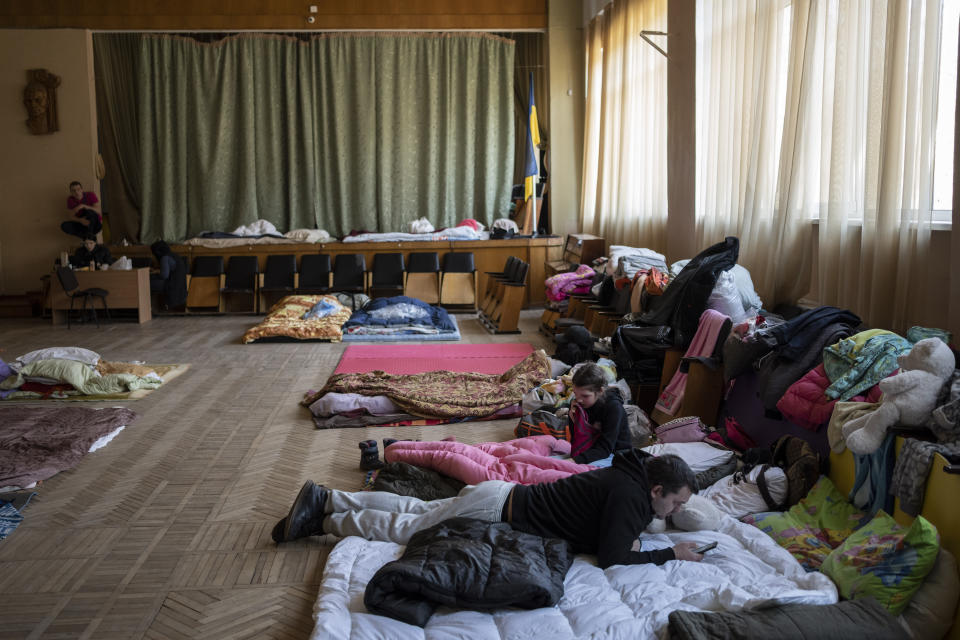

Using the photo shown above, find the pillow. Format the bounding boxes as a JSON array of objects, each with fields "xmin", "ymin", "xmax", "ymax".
[
  {"xmin": 898, "ymin": 548, "xmax": 960, "ymax": 640},
  {"xmin": 700, "ymin": 465, "xmax": 787, "ymax": 519},
  {"xmin": 820, "ymin": 511, "xmax": 940, "ymax": 616},
  {"xmin": 547, "ymin": 357, "xmax": 571, "ymax": 378},
  {"xmin": 16, "ymin": 347, "xmax": 100, "ymax": 367},
  {"xmin": 642, "ymin": 441, "xmax": 735, "ymax": 473},
  {"xmin": 742, "ymin": 476, "xmax": 870, "ymax": 571},
  {"xmin": 671, "ymin": 493, "xmax": 724, "ymax": 531}
]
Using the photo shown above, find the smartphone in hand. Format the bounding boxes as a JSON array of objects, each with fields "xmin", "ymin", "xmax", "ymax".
[{"xmin": 693, "ymin": 541, "xmax": 718, "ymax": 554}]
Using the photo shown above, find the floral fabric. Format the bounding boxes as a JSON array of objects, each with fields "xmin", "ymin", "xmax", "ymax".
[
  {"xmin": 241, "ymin": 295, "xmax": 351, "ymax": 343},
  {"xmin": 302, "ymin": 350, "xmax": 551, "ymax": 418},
  {"xmin": 743, "ymin": 476, "xmax": 871, "ymax": 572},
  {"xmin": 820, "ymin": 511, "xmax": 939, "ymax": 615},
  {"xmin": 545, "ymin": 265, "xmax": 596, "ymax": 302}
]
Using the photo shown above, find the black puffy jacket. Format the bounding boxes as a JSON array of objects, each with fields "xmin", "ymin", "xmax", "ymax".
[
  {"xmin": 638, "ymin": 236, "xmax": 740, "ymax": 348},
  {"xmin": 363, "ymin": 517, "xmax": 573, "ymax": 627}
]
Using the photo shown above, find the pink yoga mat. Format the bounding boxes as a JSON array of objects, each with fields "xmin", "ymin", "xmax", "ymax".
[{"xmin": 334, "ymin": 343, "xmax": 534, "ymax": 375}]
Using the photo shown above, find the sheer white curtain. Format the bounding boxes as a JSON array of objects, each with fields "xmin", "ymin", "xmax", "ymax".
[
  {"xmin": 581, "ymin": 0, "xmax": 669, "ymax": 250},
  {"xmin": 697, "ymin": 0, "xmax": 942, "ymax": 331},
  {"xmin": 695, "ymin": 0, "xmax": 808, "ymax": 306}
]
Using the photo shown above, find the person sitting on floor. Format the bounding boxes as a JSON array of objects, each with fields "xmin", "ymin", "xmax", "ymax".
[
  {"xmin": 68, "ymin": 234, "xmax": 113, "ymax": 269},
  {"xmin": 568, "ymin": 362, "xmax": 633, "ymax": 466},
  {"xmin": 272, "ymin": 451, "xmax": 705, "ymax": 569},
  {"xmin": 61, "ymin": 181, "xmax": 102, "ymax": 239}
]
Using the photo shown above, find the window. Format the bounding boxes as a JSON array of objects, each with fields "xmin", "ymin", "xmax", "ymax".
[{"xmin": 932, "ymin": 0, "xmax": 960, "ymax": 224}]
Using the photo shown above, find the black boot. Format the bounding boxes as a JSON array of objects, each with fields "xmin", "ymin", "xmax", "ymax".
[
  {"xmin": 359, "ymin": 439, "xmax": 384, "ymax": 471},
  {"xmin": 271, "ymin": 517, "xmax": 287, "ymax": 544},
  {"xmin": 383, "ymin": 438, "xmax": 419, "ymax": 450},
  {"xmin": 278, "ymin": 481, "xmax": 329, "ymax": 543}
]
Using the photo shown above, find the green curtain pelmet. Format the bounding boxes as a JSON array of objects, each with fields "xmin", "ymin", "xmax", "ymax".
[{"xmin": 94, "ymin": 33, "xmax": 516, "ymax": 242}]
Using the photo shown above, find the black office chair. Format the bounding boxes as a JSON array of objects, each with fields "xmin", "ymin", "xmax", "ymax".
[
  {"xmin": 369, "ymin": 253, "xmax": 405, "ymax": 299},
  {"xmin": 55, "ymin": 266, "xmax": 110, "ymax": 329},
  {"xmin": 297, "ymin": 254, "xmax": 332, "ymax": 294},
  {"xmin": 331, "ymin": 254, "xmax": 367, "ymax": 309},
  {"xmin": 221, "ymin": 255, "xmax": 259, "ymax": 312}
]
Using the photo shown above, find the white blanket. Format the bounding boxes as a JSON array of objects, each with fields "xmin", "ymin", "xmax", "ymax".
[
  {"xmin": 341, "ymin": 227, "xmax": 486, "ymax": 243},
  {"xmin": 311, "ymin": 515, "xmax": 837, "ymax": 639}
]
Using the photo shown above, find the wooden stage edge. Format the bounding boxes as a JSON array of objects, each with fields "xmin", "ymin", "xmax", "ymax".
[{"xmin": 111, "ymin": 236, "xmax": 564, "ymax": 307}]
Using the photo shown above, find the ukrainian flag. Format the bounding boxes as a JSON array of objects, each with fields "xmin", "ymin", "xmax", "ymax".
[{"xmin": 524, "ymin": 72, "xmax": 540, "ymax": 202}]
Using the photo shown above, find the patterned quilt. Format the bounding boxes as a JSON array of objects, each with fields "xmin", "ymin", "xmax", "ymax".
[
  {"xmin": 302, "ymin": 350, "xmax": 551, "ymax": 418},
  {"xmin": 241, "ymin": 295, "xmax": 352, "ymax": 343}
]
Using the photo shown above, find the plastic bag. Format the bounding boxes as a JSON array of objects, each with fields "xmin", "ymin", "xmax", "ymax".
[
  {"xmin": 110, "ymin": 256, "xmax": 133, "ymax": 270},
  {"xmin": 407, "ymin": 217, "xmax": 435, "ymax": 234},
  {"xmin": 706, "ymin": 270, "xmax": 749, "ymax": 324}
]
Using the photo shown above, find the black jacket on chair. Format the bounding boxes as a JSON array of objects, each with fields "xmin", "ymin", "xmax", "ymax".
[
  {"xmin": 638, "ymin": 236, "xmax": 740, "ymax": 349},
  {"xmin": 363, "ymin": 517, "xmax": 573, "ymax": 627}
]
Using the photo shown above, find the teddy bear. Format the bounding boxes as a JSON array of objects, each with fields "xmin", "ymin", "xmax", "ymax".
[{"xmin": 843, "ymin": 338, "xmax": 956, "ymax": 455}]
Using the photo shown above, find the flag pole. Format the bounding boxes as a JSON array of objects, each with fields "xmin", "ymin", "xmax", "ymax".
[{"xmin": 531, "ymin": 175, "xmax": 538, "ymax": 236}]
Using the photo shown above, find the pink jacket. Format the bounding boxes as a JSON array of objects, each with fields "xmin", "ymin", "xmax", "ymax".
[
  {"xmin": 383, "ymin": 436, "xmax": 596, "ymax": 485},
  {"xmin": 777, "ymin": 364, "xmax": 884, "ymax": 431}
]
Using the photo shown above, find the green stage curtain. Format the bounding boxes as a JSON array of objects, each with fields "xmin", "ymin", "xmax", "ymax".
[{"xmin": 94, "ymin": 32, "xmax": 515, "ymax": 242}]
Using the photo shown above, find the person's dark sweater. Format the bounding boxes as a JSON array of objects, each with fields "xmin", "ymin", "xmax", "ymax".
[
  {"xmin": 69, "ymin": 244, "xmax": 113, "ymax": 268},
  {"xmin": 573, "ymin": 388, "xmax": 632, "ymax": 464},
  {"xmin": 508, "ymin": 449, "xmax": 674, "ymax": 568}
]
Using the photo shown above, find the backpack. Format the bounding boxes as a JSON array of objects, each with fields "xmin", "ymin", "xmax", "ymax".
[
  {"xmin": 771, "ymin": 435, "xmax": 820, "ymax": 509},
  {"xmin": 515, "ymin": 410, "xmax": 571, "ymax": 441},
  {"xmin": 736, "ymin": 435, "xmax": 820, "ymax": 511}
]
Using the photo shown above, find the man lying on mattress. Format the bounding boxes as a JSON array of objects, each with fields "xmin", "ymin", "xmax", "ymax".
[{"xmin": 273, "ymin": 451, "xmax": 706, "ymax": 568}]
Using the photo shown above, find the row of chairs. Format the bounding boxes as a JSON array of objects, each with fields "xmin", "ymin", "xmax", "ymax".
[
  {"xmin": 540, "ymin": 271, "xmax": 633, "ymax": 340},
  {"xmin": 177, "ymin": 251, "xmax": 478, "ymax": 313},
  {"xmin": 477, "ymin": 256, "xmax": 529, "ymax": 334}
]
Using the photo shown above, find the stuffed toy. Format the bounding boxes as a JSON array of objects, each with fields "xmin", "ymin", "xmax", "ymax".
[{"xmin": 843, "ymin": 338, "xmax": 956, "ymax": 454}]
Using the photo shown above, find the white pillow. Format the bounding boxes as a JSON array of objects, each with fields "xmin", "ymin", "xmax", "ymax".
[
  {"xmin": 898, "ymin": 548, "xmax": 960, "ymax": 640},
  {"xmin": 671, "ymin": 493, "xmax": 724, "ymax": 531},
  {"xmin": 700, "ymin": 465, "xmax": 787, "ymax": 519},
  {"xmin": 17, "ymin": 347, "xmax": 100, "ymax": 367},
  {"xmin": 547, "ymin": 357, "xmax": 571, "ymax": 378},
  {"xmin": 642, "ymin": 441, "xmax": 735, "ymax": 473}
]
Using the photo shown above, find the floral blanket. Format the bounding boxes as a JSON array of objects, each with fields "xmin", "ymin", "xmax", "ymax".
[
  {"xmin": 241, "ymin": 295, "xmax": 352, "ymax": 343},
  {"xmin": 302, "ymin": 350, "xmax": 551, "ymax": 418}
]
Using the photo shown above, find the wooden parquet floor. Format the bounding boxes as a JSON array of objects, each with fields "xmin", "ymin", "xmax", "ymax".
[{"xmin": 0, "ymin": 310, "xmax": 554, "ymax": 639}]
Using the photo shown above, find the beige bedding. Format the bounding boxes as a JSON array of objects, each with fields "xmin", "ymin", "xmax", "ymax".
[{"xmin": 241, "ymin": 295, "xmax": 352, "ymax": 343}]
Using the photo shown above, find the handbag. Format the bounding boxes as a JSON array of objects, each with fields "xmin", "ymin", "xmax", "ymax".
[{"xmin": 654, "ymin": 416, "xmax": 707, "ymax": 443}]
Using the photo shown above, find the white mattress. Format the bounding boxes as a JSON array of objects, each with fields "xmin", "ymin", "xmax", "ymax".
[{"xmin": 311, "ymin": 515, "xmax": 837, "ymax": 639}]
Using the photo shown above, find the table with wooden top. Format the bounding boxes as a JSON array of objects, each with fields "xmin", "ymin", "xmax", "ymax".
[{"xmin": 47, "ymin": 267, "xmax": 152, "ymax": 325}]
